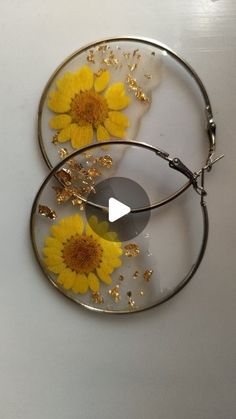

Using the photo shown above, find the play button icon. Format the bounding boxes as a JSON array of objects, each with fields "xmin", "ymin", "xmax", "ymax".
[
  {"xmin": 108, "ymin": 198, "xmax": 131, "ymax": 222},
  {"xmin": 85, "ymin": 177, "xmax": 151, "ymax": 242}
]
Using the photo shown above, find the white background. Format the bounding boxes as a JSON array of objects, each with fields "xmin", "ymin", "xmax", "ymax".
[{"xmin": 0, "ymin": 1, "xmax": 236, "ymax": 418}]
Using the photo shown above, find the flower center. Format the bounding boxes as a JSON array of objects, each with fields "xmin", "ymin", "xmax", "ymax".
[
  {"xmin": 62, "ymin": 235, "xmax": 103, "ymax": 274},
  {"xmin": 70, "ymin": 91, "xmax": 109, "ymax": 126}
]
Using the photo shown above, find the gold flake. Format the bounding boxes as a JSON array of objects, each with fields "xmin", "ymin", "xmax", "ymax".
[
  {"xmin": 133, "ymin": 49, "xmax": 139, "ymax": 57},
  {"xmin": 97, "ymin": 44, "xmax": 109, "ymax": 52},
  {"xmin": 94, "ymin": 69, "xmax": 105, "ymax": 77},
  {"xmin": 108, "ymin": 285, "xmax": 121, "ymax": 303},
  {"xmin": 56, "ymin": 169, "xmax": 72, "ymax": 186},
  {"xmin": 98, "ymin": 155, "xmax": 113, "ymax": 168},
  {"xmin": 126, "ymin": 74, "xmax": 150, "ymax": 103},
  {"xmin": 133, "ymin": 270, "xmax": 139, "ymax": 279},
  {"xmin": 102, "ymin": 51, "xmax": 119, "ymax": 67},
  {"xmin": 127, "ymin": 291, "xmax": 132, "ymax": 298},
  {"xmin": 124, "ymin": 244, "xmax": 140, "ymax": 257},
  {"xmin": 87, "ymin": 49, "xmax": 95, "ymax": 64},
  {"xmin": 128, "ymin": 63, "xmax": 137, "ymax": 72},
  {"xmin": 53, "ymin": 186, "xmax": 72, "ymax": 204},
  {"xmin": 58, "ymin": 147, "xmax": 68, "ymax": 159},
  {"xmin": 135, "ymin": 90, "xmax": 150, "ymax": 103},
  {"xmin": 87, "ymin": 167, "xmax": 101, "ymax": 177},
  {"xmin": 52, "ymin": 134, "xmax": 59, "ymax": 144},
  {"xmin": 119, "ymin": 275, "xmax": 124, "ymax": 281},
  {"xmin": 128, "ymin": 298, "xmax": 136, "ymax": 309},
  {"xmin": 139, "ymin": 290, "xmax": 144, "ymax": 297},
  {"xmin": 67, "ymin": 158, "xmax": 83, "ymax": 173},
  {"xmin": 38, "ymin": 205, "xmax": 57, "ymax": 220},
  {"xmin": 143, "ymin": 269, "xmax": 153, "ymax": 282},
  {"xmin": 92, "ymin": 292, "xmax": 104, "ymax": 304},
  {"xmin": 79, "ymin": 203, "xmax": 85, "ymax": 211},
  {"xmin": 144, "ymin": 74, "xmax": 152, "ymax": 79},
  {"xmin": 123, "ymin": 52, "xmax": 131, "ymax": 60},
  {"xmin": 151, "ymin": 51, "xmax": 155, "ymax": 56}
]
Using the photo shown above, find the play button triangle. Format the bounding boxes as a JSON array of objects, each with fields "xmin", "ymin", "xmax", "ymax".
[{"xmin": 108, "ymin": 197, "xmax": 131, "ymax": 222}]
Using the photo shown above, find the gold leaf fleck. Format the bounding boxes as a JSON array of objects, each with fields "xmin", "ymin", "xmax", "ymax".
[
  {"xmin": 133, "ymin": 270, "xmax": 139, "ymax": 279},
  {"xmin": 127, "ymin": 291, "xmax": 132, "ymax": 298},
  {"xmin": 98, "ymin": 155, "xmax": 113, "ymax": 168},
  {"xmin": 58, "ymin": 147, "xmax": 68, "ymax": 159},
  {"xmin": 53, "ymin": 186, "xmax": 72, "ymax": 204},
  {"xmin": 87, "ymin": 167, "xmax": 101, "ymax": 177},
  {"xmin": 52, "ymin": 134, "xmax": 59, "ymax": 144},
  {"xmin": 139, "ymin": 290, "xmax": 144, "ymax": 297},
  {"xmin": 144, "ymin": 74, "xmax": 152, "ymax": 79},
  {"xmin": 143, "ymin": 269, "xmax": 153, "ymax": 282},
  {"xmin": 38, "ymin": 205, "xmax": 57, "ymax": 220},
  {"xmin": 108, "ymin": 285, "xmax": 121, "ymax": 303},
  {"xmin": 128, "ymin": 63, "xmax": 137, "ymax": 72},
  {"xmin": 56, "ymin": 169, "xmax": 72, "ymax": 186},
  {"xmin": 87, "ymin": 49, "xmax": 95, "ymax": 64},
  {"xmin": 92, "ymin": 292, "xmax": 104, "ymax": 304},
  {"xmin": 119, "ymin": 275, "xmax": 124, "ymax": 281},
  {"xmin": 123, "ymin": 52, "xmax": 131, "ymax": 60},
  {"xmin": 128, "ymin": 298, "xmax": 136, "ymax": 309},
  {"xmin": 124, "ymin": 244, "xmax": 140, "ymax": 257}
]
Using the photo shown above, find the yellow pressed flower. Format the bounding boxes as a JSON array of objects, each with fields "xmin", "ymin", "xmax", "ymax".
[
  {"xmin": 48, "ymin": 65, "xmax": 131, "ymax": 149},
  {"xmin": 43, "ymin": 214, "xmax": 122, "ymax": 294}
]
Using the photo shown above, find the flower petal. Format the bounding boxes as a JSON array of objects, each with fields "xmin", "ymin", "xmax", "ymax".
[
  {"xmin": 104, "ymin": 119, "xmax": 125, "ymax": 138},
  {"xmin": 71, "ymin": 124, "xmax": 93, "ymax": 149},
  {"xmin": 105, "ymin": 83, "xmax": 131, "ymax": 111},
  {"xmin": 107, "ymin": 111, "xmax": 129, "ymax": 128},
  {"xmin": 59, "ymin": 214, "xmax": 84, "ymax": 235},
  {"xmin": 96, "ymin": 268, "xmax": 112, "ymax": 285},
  {"xmin": 72, "ymin": 274, "xmax": 89, "ymax": 294},
  {"xmin": 96, "ymin": 125, "xmax": 110, "ymax": 142},
  {"xmin": 46, "ymin": 263, "xmax": 66, "ymax": 274},
  {"xmin": 94, "ymin": 70, "xmax": 110, "ymax": 93},
  {"xmin": 43, "ymin": 247, "xmax": 62, "ymax": 258},
  {"xmin": 74, "ymin": 65, "xmax": 94, "ymax": 92},
  {"xmin": 44, "ymin": 254, "xmax": 64, "ymax": 266},
  {"xmin": 49, "ymin": 114, "xmax": 72, "ymax": 130},
  {"xmin": 57, "ymin": 124, "xmax": 73, "ymax": 143},
  {"xmin": 57, "ymin": 268, "xmax": 75, "ymax": 289},
  {"xmin": 47, "ymin": 91, "xmax": 72, "ymax": 113},
  {"xmin": 44, "ymin": 237, "xmax": 63, "ymax": 250},
  {"xmin": 88, "ymin": 273, "xmax": 100, "ymax": 292}
]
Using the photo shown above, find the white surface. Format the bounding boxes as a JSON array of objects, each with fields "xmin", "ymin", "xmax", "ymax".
[
  {"xmin": 0, "ymin": 1, "xmax": 235, "ymax": 418},
  {"xmin": 109, "ymin": 198, "xmax": 130, "ymax": 222}
]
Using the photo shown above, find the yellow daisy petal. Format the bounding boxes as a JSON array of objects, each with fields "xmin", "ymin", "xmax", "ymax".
[
  {"xmin": 103, "ymin": 231, "xmax": 118, "ymax": 241},
  {"xmin": 88, "ymin": 273, "xmax": 100, "ymax": 292},
  {"xmin": 74, "ymin": 65, "xmax": 94, "ymax": 92},
  {"xmin": 72, "ymin": 274, "xmax": 89, "ymax": 294},
  {"xmin": 47, "ymin": 91, "xmax": 72, "ymax": 113},
  {"xmin": 71, "ymin": 124, "xmax": 93, "ymax": 149},
  {"xmin": 57, "ymin": 268, "xmax": 75, "ymax": 289},
  {"xmin": 43, "ymin": 247, "xmax": 62, "ymax": 258},
  {"xmin": 57, "ymin": 124, "xmax": 72, "ymax": 143},
  {"xmin": 45, "ymin": 254, "xmax": 64, "ymax": 266},
  {"xmin": 59, "ymin": 214, "xmax": 84, "ymax": 235},
  {"xmin": 107, "ymin": 111, "xmax": 129, "ymax": 128},
  {"xmin": 49, "ymin": 114, "xmax": 72, "ymax": 130},
  {"xmin": 105, "ymin": 82, "xmax": 131, "ymax": 111},
  {"xmin": 104, "ymin": 119, "xmax": 125, "ymax": 138},
  {"xmin": 96, "ymin": 125, "xmax": 110, "ymax": 142},
  {"xmin": 56, "ymin": 72, "xmax": 77, "ymax": 94},
  {"xmin": 46, "ymin": 263, "xmax": 66, "ymax": 274},
  {"xmin": 94, "ymin": 70, "xmax": 110, "ymax": 93},
  {"xmin": 96, "ymin": 268, "xmax": 112, "ymax": 285},
  {"xmin": 44, "ymin": 237, "xmax": 63, "ymax": 250}
]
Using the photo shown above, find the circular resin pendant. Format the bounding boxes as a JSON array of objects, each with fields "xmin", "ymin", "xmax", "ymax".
[
  {"xmin": 38, "ymin": 37, "xmax": 215, "ymax": 172},
  {"xmin": 31, "ymin": 141, "xmax": 208, "ymax": 314}
]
